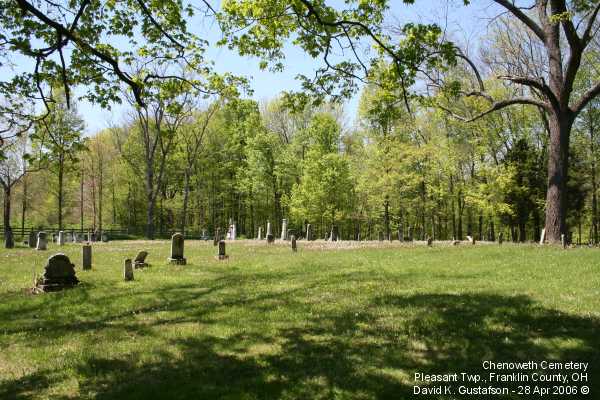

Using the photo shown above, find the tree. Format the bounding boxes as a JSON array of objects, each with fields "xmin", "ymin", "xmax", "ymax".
[
  {"xmin": 0, "ymin": 135, "xmax": 29, "ymax": 247},
  {"xmin": 220, "ymin": 0, "xmax": 600, "ymax": 243},
  {"xmin": 33, "ymin": 91, "xmax": 85, "ymax": 230}
]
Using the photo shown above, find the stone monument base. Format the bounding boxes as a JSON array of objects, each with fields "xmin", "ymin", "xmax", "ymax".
[{"xmin": 168, "ymin": 257, "xmax": 186, "ymax": 265}]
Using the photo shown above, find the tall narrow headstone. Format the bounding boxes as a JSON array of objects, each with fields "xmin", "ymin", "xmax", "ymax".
[
  {"xmin": 82, "ymin": 244, "xmax": 92, "ymax": 270},
  {"xmin": 87, "ymin": 230, "xmax": 92, "ymax": 243},
  {"xmin": 280, "ymin": 219, "xmax": 288, "ymax": 240},
  {"xmin": 213, "ymin": 228, "xmax": 220, "ymax": 246},
  {"xmin": 217, "ymin": 240, "xmax": 228, "ymax": 260},
  {"xmin": 498, "ymin": 232, "xmax": 503, "ymax": 245},
  {"xmin": 257, "ymin": 226, "xmax": 263, "ymax": 240},
  {"xmin": 168, "ymin": 233, "xmax": 186, "ymax": 265},
  {"xmin": 36, "ymin": 231, "xmax": 47, "ymax": 250},
  {"xmin": 329, "ymin": 225, "xmax": 339, "ymax": 242},
  {"xmin": 266, "ymin": 221, "xmax": 274, "ymax": 243},
  {"xmin": 28, "ymin": 231, "xmax": 36, "ymax": 248},
  {"xmin": 306, "ymin": 224, "xmax": 312, "ymax": 241},
  {"xmin": 58, "ymin": 231, "xmax": 65, "ymax": 246},
  {"xmin": 123, "ymin": 259, "xmax": 134, "ymax": 281},
  {"xmin": 4, "ymin": 228, "xmax": 14, "ymax": 249},
  {"xmin": 539, "ymin": 228, "xmax": 546, "ymax": 245},
  {"xmin": 291, "ymin": 235, "xmax": 297, "ymax": 252},
  {"xmin": 561, "ymin": 234, "xmax": 567, "ymax": 249},
  {"xmin": 231, "ymin": 223, "xmax": 237, "ymax": 240}
]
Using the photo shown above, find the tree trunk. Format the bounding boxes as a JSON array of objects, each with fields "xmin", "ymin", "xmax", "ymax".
[
  {"xmin": 80, "ymin": 169, "xmax": 84, "ymax": 232},
  {"xmin": 383, "ymin": 197, "xmax": 390, "ymax": 241},
  {"xmin": 4, "ymin": 184, "xmax": 14, "ymax": 248},
  {"xmin": 181, "ymin": 168, "xmax": 191, "ymax": 235},
  {"xmin": 58, "ymin": 158, "xmax": 64, "ymax": 231},
  {"xmin": 544, "ymin": 113, "xmax": 574, "ymax": 243}
]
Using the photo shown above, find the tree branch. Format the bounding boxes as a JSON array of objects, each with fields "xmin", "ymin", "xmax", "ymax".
[{"xmin": 493, "ymin": 0, "xmax": 546, "ymax": 41}]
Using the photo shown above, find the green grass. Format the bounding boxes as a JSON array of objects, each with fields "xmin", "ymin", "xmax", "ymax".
[{"xmin": 0, "ymin": 241, "xmax": 599, "ymax": 399}]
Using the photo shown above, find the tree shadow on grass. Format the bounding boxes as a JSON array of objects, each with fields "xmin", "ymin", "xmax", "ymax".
[{"xmin": 1, "ymin": 291, "xmax": 599, "ymax": 399}]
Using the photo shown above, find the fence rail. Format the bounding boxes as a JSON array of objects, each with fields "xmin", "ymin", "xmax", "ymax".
[{"xmin": 0, "ymin": 227, "xmax": 213, "ymax": 240}]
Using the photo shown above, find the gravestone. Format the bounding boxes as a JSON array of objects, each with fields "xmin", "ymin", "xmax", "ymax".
[
  {"xmin": 287, "ymin": 229, "xmax": 295, "ymax": 241},
  {"xmin": 426, "ymin": 236, "xmax": 433, "ymax": 246},
  {"xmin": 329, "ymin": 226, "xmax": 339, "ymax": 242},
  {"xmin": 134, "ymin": 250, "xmax": 149, "ymax": 268},
  {"xmin": 213, "ymin": 228, "xmax": 220, "ymax": 246},
  {"xmin": 87, "ymin": 230, "xmax": 92, "ymax": 243},
  {"xmin": 539, "ymin": 228, "xmax": 546, "ymax": 245},
  {"xmin": 561, "ymin": 234, "xmax": 567, "ymax": 249},
  {"xmin": 257, "ymin": 226, "xmax": 263, "ymax": 240},
  {"xmin": 33, "ymin": 254, "xmax": 79, "ymax": 292},
  {"xmin": 498, "ymin": 232, "xmax": 503, "ymax": 245},
  {"xmin": 306, "ymin": 224, "xmax": 312, "ymax": 241},
  {"xmin": 36, "ymin": 232, "xmax": 47, "ymax": 250},
  {"xmin": 281, "ymin": 219, "xmax": 288, "ymax": 240},
  {"xmin": 217, "ymin": 240, "xmax": 228, "ymax": 260},
  {"xmin": 58, "ymin": 231, "xmax": 65, "ymax": 246},
  {"xmin": 168, "ymin": 233, "xmax": 186, "ymax": 265},
  {"xmin": 291, "ymin": 235, "xmax": 297, "ymax": 252},
  {"xmin": 28, "ymin": 231, "xmax": 36, "ymax": 248},
  {"xmin": 123, "ymin": 259, "xmax": 134, "ymax": 281},
  {"xmin": 4, "ymin": 228, "xmax": 14, "ymax": 249},
  {"xmin": 82, "ymin": 244, "xmax": 92, "ymax": 270},
  {"xmin": 466, "ymin": 235, "xmax": 475, "ymax": 245},
  {"xmin": 101, "ymin": 233, "xmax": 109, "ymax": 242},
  {"xmin": 231, "ymin": 223, "xmax": 237, "ymax": 240},
  {"xmin": 266, "ymin": 221, "xmax": 274, "ymax": 244}
]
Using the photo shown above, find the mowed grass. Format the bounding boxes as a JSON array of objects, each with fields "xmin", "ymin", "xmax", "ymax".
[{"xmin": 0, "ymin": 240, "xmax": 599, "ymax": 399}]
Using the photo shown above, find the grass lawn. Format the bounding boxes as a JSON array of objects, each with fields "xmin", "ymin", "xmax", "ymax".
[{"xmin": 0, "ymin": 240, "xmax": 598, "ymax": 399}]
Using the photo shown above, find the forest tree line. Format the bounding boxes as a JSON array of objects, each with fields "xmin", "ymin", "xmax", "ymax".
[{"xmin": 1, "ymin": 74, "xmax": 598, "ymax": 244}]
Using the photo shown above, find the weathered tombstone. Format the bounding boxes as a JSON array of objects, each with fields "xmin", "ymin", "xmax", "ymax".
[
  {"xmin": 4, "ymin": 228, "xmax": 14, "ymax": 249},
  {"xmin": 561, "ymin": 234, "xmax": 567, "ymax": 249},
  {"xmin": 134, "ymin": 250, "xmax": 149, "ymax": 268},
  {"xmin": 36, "ymin": 231, "xmax": 47, "ymax": 250},
  {"xmin": 280, "ymin": 219, "xmax": 288, "ymax": 240},
  {"xmin": 82, "ymin": 244, "xmax": 92, "ymax": 270},
  {"xmin": 291, "ymin": 235, "xmax": 297, "ymax": 252},
  {"xmin": 101, "ymin": 233, "xmax": 109, "ymax": 242},
  {"xmin": 87, "ymin": 230, "xmax": 92, "ymax": 243},
  {"xmin": 28, "ymin": 231, "xmax": 36, "ymax": 248},
  {"xmin": 33, "ymin": 253, "xmax": 79, "ymax": 292},
  {"xmin": 213, "ymin": 227, "xmax": 220, "ymax": 246},
  {"xmin": 539, "ymin": 228, "xmax": 546, "ymax": 245},
  {"xmin": 306, "ymin": 224, "xmax": 312, "ymax": 241},
  {"xmin": 426, "ymin": 236, "xmax": 433, "ymax": 246},
  {"xmin": 217, "ymin": 240, "xmax": 228, "ymax": 260},
  {"xmin": 58, "ymin": 231, "xmax": 65, "ymax": 246},
  {"xmin": 231, "ymin": 223, "xmax": 237, "ymax": 240},
  {"xmin": 123, "ymin": 259, "xmax": 134, "ymax": 281},
  {"xmin": 257, "ymin": 226, "xmax": 263, "ymax": 240},
  {"xmin": 266, "ymin": 221, "xmax": 274, "ymax": 243},
  {"xmin": 498, "ymin": 232, "xmax": 504, "ymax": 245},
  {"xmin": 329, "ymin": 225, "xmax": 339, "ymax": 242},
  {"xmin": 167, "ymin": 232, "xmax": 186, "ymax": 265},
  {"xmin": 466, "ymin": 235, "xmax": 475, "ymax": 245}
]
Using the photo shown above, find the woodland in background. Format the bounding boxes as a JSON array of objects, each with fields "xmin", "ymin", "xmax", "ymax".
[{"xmin": 2, "ymin": 77, "xmax": 598, "ymax": 243}]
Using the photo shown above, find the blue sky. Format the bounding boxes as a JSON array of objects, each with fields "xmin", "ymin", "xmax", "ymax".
[{"xmin": 75, "ymin": 0, "xmax": 499, "ymax": 134}]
